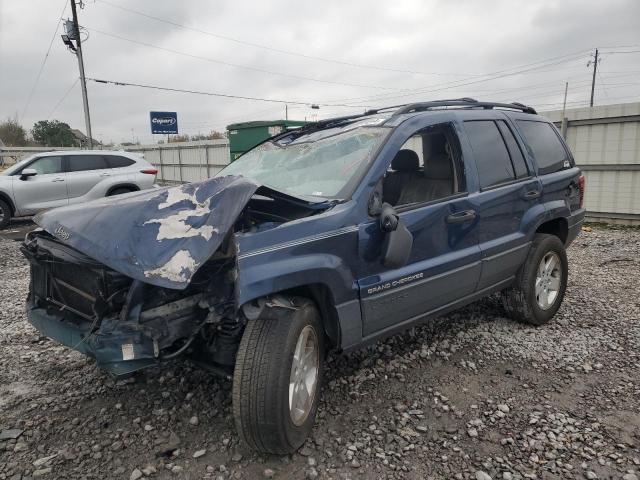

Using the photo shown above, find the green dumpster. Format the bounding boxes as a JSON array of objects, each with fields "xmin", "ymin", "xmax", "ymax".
[{"xmin": 226, "ymin": 120, "xmax": 307, "ymax": 161}]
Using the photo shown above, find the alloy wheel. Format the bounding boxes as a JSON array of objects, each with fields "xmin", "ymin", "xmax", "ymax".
[
  {"xmin": 288, "ymin": 325, "xmax": 319, "ymax": 426},
  {"xmin": 535, "ymin": 251, "xmax": 562, "ymax": 310}
]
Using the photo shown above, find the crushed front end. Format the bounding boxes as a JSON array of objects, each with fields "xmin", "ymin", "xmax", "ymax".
[
  {"xmin": 20, "ymin": 176, "xmax": 329, "ymax": 377},
  {"xmin": 22, "ymin": 230, "xmax": 240, "ymax": 376}
]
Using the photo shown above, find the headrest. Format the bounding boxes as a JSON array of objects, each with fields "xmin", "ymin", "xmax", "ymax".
[
  {"xmin": 391, "ymin": 149, "xmax": 419, "ymax": 172},
  {"xmin": 425, "ymin": 153, "xmax": 453, "ymax": 180}
]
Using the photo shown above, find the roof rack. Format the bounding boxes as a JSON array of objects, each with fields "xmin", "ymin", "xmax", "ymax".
[{"xmin": 391, "ymin": 98, "xmax": 537, "ymax": 115}]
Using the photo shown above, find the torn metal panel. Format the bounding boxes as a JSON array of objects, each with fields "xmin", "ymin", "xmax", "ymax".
[{"xmin": 34, "ymin": 176, "xmax": 259, "ymax": 290}]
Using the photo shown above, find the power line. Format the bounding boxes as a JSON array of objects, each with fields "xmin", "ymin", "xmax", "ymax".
[
  {"xmin": 85, "ymin": 27, "xmax": 401, "ymax": 91},
  {"xmin": 21, "ymin": 0, "xmax": 68, "ymax": 121},
  {"xmin": 86, "ymin": 77, "xmax": 369, "ymax": 108},
  {"xmin": 47, "ymin": 77, "xmax": 80, "ymax": 119},
  {"xmin": 337, "ymin": 50, "xmax": 592, "ymax": 105},
  {"xmin": 94, "ymin": 0, "xmax": 478, "ymax": 78},
  {"xmin": 599, "ymin": 50, "xmax": 640, "ymax": 54}
]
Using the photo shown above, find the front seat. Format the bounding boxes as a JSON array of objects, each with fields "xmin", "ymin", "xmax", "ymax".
[
  {"xmin": 424, "ymin": 152, "xmax": 454, "ymax": 201},
  {"xmin": 383, "ymin": 149, "xmax": 423, "ymax": 206}
]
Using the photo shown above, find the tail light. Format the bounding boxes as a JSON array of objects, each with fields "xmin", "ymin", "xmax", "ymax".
[
  {"xmin": 141, "ymin": 168, "xmax": 158, "ymax": 175},
  {"xmin": 578, "ymin": 175, "xmax": 585, "ymax": 208}
]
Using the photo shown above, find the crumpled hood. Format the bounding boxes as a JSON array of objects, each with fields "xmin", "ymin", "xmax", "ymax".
[{"xmin": 34, "ymin": 175, "xmax": 260, "ymax": 289}]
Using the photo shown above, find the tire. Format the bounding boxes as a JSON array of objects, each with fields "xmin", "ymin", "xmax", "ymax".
[
  {"xmin": 502, "ymin": 233, "xmax": 568, "ymax": 325},
  {"xmin": 232, "ymin": 297, "xmax": 325, "ymax": 454},
  {"xmin": 107, "ymin": 187, "xmax": 134, "ymax": 197},
  {"xmin": 0, "ymin": 198, "xmax": 11, "ymax": 229}
]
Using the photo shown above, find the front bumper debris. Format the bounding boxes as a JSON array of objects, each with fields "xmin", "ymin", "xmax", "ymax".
[{"xmin": 28, "ymin": 307, "xmax": 157, "ymax": 375}]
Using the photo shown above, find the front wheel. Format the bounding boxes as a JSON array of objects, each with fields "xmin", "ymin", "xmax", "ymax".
[
  {"xmin": 232, "ymin": 297, "xmax": 324, "ymax": 454},
  {"xmin": 502, "ymin": 233, "xmax": 568, "ymax": 325},
  {"xmin": 0, "ymin": 198, "xmax": 11, "ymax": 229}
]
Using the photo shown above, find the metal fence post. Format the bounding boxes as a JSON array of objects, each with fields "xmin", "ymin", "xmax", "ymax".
[
  {"xmin": 158, "ymin": 147, "xmax": 164, "ymax": 182},
  {"xmin": 177, "ymin": 146, "xmax": 183, "ymax": 183},
  {"xmin": 205, "ymin": 146, "xmax": 211, "ymax": 179},
  {"xmin": 561, "ymin": 117, "xmax": 568, "ymax": 139}
]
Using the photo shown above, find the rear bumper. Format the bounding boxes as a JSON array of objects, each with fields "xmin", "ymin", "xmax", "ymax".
[
  {"xmin": 27, "ymin": 306, "xmax": 157, "ymax": 376},
  {"xmin": 566, "ymin": 208, "xmax": 586, "ymax": 247}
]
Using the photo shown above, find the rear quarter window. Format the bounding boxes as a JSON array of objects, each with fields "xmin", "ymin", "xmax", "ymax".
[
  {"xmin": 516, "ymin": 120, "xmax": 571, "ymax": 175},
  {"xmin": 105, "ymin": 155, "xmax": 135, "ymax": 168}
]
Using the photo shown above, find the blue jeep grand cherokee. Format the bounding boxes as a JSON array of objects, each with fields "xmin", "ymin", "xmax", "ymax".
[{"xmin": 22, "ymin": 99, "xmax": 585, "ymax": 454}]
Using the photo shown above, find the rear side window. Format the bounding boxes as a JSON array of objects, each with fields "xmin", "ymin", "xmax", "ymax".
[
  {"xmin": 105, "ymin": 155, "xmax": 135, "ymax": 168},
  {"xmin": 516, "ymin": 120, "xmax": 570, "ymax": 175},
  {"xmin": 67, "ymin": 155, "xmax": 108, "ymax": 172},
  {"xmin": 496, "ymin": 120, "xmax": 529, "ymax": 178},
  {"xmin": 464, "ymin": 120, "xmax": 515, "ymax": 189}
]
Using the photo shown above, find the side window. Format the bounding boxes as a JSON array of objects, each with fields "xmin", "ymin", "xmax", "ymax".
[
  {"xmin": 496, "ymin": 120, "xmax": 529, "ymax": 178},
  {"xmin": 105, "ymin": 155, "xmax": 135, "ymax": 168},
  {"xmin": 26, "ymin": 156, "xmax": 64, "ymax": 175},
  {"xmin": 464, "ymin": 120, "xmax": 515, "ymax": 189},
  {"xmin": 382, "ymin": 124, "xmax": 463, "ymax": 207},
  {"xmin": 67, "ymin": 155, "xmax": 108, "ymax": 172},
  {"xmin": 516, "ymin": 120, "xmax": 570, "ymax": 175}
]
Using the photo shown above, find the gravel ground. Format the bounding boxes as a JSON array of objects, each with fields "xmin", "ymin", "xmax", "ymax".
[{"xmin": 1, "ymin": 226, "xmax": 639, "ymax": 480}]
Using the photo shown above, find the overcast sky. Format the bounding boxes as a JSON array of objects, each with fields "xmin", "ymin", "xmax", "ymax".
[{"xmin": 1, "ymin": 0, "xmax": 639, "ymax": 144}]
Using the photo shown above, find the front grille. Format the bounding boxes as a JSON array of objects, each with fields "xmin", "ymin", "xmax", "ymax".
[
  {"xmin": 48, "ymin": 261, "xmax": 102, "ymax": 318},
  {"xmin": 26, "ymin": 235, "xmax": 132, "ymax": 321}
]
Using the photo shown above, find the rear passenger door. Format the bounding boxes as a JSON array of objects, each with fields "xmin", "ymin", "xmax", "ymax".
[
  {"xmin": 462, "ymin": 117, "xmax": 543, "ymax": 291},
  {"xmin": 65, "ymin": 154, "xmax": 110, "ymax": 202}
]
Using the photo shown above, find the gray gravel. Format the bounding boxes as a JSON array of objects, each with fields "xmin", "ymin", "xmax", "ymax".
[{"xmin": 1, "ymin": 226, "xmax": 639, "ymax": 479}]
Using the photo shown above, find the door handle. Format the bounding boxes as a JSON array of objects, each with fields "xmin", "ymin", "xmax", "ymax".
[
  {"xmin": 51, "ymin": 178, "xmax": 65, "ymax": 182},
  {"xmin": 523, "ymin": 189, "xmax": 541, "ymax": 200},
  {"xmin": 99, "ymin": 172, "xmax": 110, "ymax": 177},
  {"xmin": 446, "ymin": 209, "xmax": 476, "ymax": 224}
]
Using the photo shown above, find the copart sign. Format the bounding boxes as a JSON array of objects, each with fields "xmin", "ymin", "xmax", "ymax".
[{"xmin": 150, "ymin": 111, "xmax": 178, "ymax": 134}]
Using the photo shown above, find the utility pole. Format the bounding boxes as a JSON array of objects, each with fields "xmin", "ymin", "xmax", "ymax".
[
  {"xmin": 589, "ymin": 48, "xmax": 599, "ymax": 108},
  {"xmin": 69, "ymin": 0, "xmax": 93, "ymax": 148}
]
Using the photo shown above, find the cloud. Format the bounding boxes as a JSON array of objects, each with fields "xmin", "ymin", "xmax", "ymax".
[{"xmin": 1, "ymin": 0, "xmax": 639, "ymax": 144}]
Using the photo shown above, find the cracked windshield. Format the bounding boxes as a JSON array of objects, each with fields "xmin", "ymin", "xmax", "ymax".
[{"xmin": 220, "ymin": 126, "xmax": 388, "ymax": 199}]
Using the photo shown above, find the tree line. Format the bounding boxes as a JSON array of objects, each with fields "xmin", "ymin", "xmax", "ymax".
[
  {"xmin": 0, "ymin": 118, "xmax": 80, "ymax": 147},
  {"xmin": 0, "ymin": 117, "xmax": 226, "ymax": 147}
]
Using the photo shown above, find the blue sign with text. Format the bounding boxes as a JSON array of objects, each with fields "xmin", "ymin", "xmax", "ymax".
[{"xmin": 150, "ymin": 111, "xmax": 178, "ymax": 134}]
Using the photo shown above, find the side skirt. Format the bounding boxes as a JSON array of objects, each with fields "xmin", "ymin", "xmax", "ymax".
[{"xmin": 342, "ymin": 277, "xmax": 514, "ymax": 353}]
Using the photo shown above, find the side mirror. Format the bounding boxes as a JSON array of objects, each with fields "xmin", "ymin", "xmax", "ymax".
[
  {"xmin": 20, "ymin": 168, "xmax": 37, "ymax": 180},
  {"xmin": 379, "ymin": 203, "xmax": 398, "ymax": 232},
  {"xmin": 379, "ymin": 203, "xmax": 413, "ymax": 269}
]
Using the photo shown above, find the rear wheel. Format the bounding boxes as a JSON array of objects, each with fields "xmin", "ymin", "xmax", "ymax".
[
  {"xmin": 107, "ymin": 187, "xmax": 134, "ymax": 196},
  {"xmin": 502, "ymin": 233, "xmax": 568, "ymax": 325},
  {"xmin": 232, "ymin": 297, "xmax": 324, "ymax": 454},
  {"xmin": 0, "ymin": 199, "xmax": 11, "ymax": 229}
]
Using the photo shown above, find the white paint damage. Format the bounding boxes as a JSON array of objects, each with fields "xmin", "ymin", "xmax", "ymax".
[
  {"xmin": 144, "ymin": 250, "xmax": 197, "ymax": 283},
  {"xmin": 158, "ymin": 187, "xmax": 195, "ymax": 210},
  {"xmin": 145, "ymin": 186, "xmax": 219, "ymax": 241}
]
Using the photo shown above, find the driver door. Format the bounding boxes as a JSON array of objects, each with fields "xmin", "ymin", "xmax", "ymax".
[
  {"xmin": 12, "ymin": 156, "xmax": 68, "ymax": 214},
  {"xmin": 356, "ymin": 122, "xmax": 482, "ymax": 338}
]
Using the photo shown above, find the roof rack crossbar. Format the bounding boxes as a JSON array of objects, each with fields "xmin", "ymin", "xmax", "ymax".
[{"xmin": 392, "ymin": 99, "xmax": 537, "ymax": 115}]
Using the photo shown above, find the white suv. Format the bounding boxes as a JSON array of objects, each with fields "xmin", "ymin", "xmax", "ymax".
[{"xmin": 0, "ymin": 150, "xmax": 157, "ymax": 228}]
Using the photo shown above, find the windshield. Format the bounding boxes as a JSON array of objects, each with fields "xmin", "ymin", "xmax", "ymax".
[
  {"xmin": 218, "ymin": 126, "xmax": 389, "ymax": 200},
  {"xmin": 1, "ymin": 155, "xmax": 37, "ymax": 176}
]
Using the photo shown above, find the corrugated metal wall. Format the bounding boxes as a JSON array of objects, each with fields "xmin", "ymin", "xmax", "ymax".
[
  {"xmin": 4, "ymin": 105, "xmax": 638, "ymax": 225},
  {"xmin": 126, "ymin": 140, "xmax": 230, "ymax": 184},
  {"xmin": 543, "ymin": 102, "xmax": 640, "ymax": 224}
]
